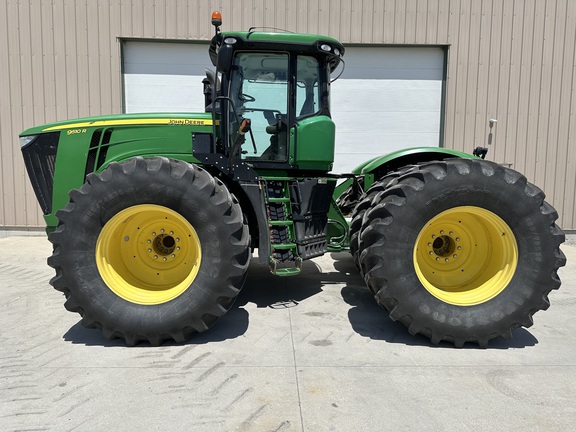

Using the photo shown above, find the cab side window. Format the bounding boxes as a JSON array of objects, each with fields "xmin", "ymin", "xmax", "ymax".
[{"xmin": 296, "ymin": 56, "xmax": 320, "ymax": 118}]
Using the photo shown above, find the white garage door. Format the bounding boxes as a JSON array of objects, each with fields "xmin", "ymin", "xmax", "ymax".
[
  {"xmin": 123, "ymin": 42, "xmax": 445, "ymax": 173},
  {"xmin": 123, "ymin": 41, "xmax": 210, "ymax": 113},
  {"xmin": 331, "ymin": 46, "xmax": 445, "ymax": 172}
]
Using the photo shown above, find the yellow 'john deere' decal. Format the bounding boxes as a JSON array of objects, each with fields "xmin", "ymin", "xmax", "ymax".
[{"xmin": 42, "ymin": 118, "xmax": 216, "ymax": 132}]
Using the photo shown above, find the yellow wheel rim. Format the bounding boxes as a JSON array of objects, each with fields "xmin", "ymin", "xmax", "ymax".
[
  {"xmin": 413, "ymin": 206, "xmax": 518, "ymax": 306},
  {"xmin": 96, "ymin": 204, "xmax": 202, "ymax": 305}
]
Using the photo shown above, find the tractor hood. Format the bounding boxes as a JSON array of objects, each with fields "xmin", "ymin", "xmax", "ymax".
[
  {"xmin": 20, "ymin": 112, "xmax": 216, "ymax": 137},
  {"xmin": 19, "ymin": 112, "xmax": 218, "ymax": 230}
]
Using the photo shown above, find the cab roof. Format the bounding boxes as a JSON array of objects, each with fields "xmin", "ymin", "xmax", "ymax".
[{"xmin": 209, "ymin": 30, "xmax": 345, "ymax": 72}]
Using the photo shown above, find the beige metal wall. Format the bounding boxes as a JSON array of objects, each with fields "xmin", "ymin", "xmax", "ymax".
[{"xmin": 1, "ymin": 0, "xmax": 575, "ymax": 229}]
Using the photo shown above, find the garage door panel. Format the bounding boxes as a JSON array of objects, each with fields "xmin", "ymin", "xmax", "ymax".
[
  {"xmin": 336, "ymin": 132, "xmax": 442, "ymax": 150},
  {"xmin": 332, "ymin": 92, "xmax": 441, "ymax": 113},
  {"xmin": 342, "ymin": 47, "xmax": 444, "ymax": 80},
  {"xmin": 333, "ymin": 131, "xmax": 441, "ymax": 173},
  {"xmin": 332, "ymin": 81, "xmax": 442, "ymax": 113},
  {"xmin": 332, "ymin": 153, "xmax": 380, "ymax": 172},
  {"xmin": 123, "ymin": 42, "xmax": 210, "ymax": 75},
  {"xmin": 334, "ymin": 79, "xmax": 442, "ymax": 90},
  {"xmin": 125, "ymin": 73, "xmax": 205, "ymax": 113},
  {"xmin": 331, "ymin": 46, "xmax": 444, "ymax": 173},
  {"xmin": 342, "ymin": 67, "xmax": 443, "ymax": 80},
  {"xmin": 334, "ymin": 112, "xmax": 440, "ymax": 133},
  {"xmin": 123, "ymin": 41, "xmax": 211, "ymax": 114}
]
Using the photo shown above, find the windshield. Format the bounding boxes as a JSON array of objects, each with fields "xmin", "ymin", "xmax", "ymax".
[{"xmin": 229, "ymin": 52, "xmax": 289, "ymax": 161}]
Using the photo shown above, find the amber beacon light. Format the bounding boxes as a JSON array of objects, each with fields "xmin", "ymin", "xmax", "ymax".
[{"xmin": 211, "ymin": 11, "xmax": 222, "ymax": 33}]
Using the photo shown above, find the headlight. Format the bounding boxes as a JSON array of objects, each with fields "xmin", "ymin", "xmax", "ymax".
[{"xmin": 19, "ymin": 135, "xmax": 38, "ymax": 149}]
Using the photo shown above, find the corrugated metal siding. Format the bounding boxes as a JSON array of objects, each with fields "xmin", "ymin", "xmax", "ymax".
[{"xmin": 1, "ymin": 0, "xmax": 575, "ymax": 229}]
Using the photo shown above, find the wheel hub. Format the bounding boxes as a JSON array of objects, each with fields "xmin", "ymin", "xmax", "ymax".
[
  {"xmin": 430, "ymin": 233, "xmax": 458, "ymax": 260},
  {"xmin": 96, "ymin": 205, "xmax": 202, "ymax": 305},
  {"xmin": 154, "ymin": 233, "xmax": 176, "ymax": 256},
  {"xmin": 413, "ymin": 206, "xmax": 518, "ymax": 306},
  {"xmin": 148, "ymin": 231, "xmax": 180, "ymax": 261}
]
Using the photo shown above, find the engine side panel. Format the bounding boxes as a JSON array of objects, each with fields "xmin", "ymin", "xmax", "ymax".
[{"xmin": 20, "ymin": 114, "xmax": 215, "ymax": 230}]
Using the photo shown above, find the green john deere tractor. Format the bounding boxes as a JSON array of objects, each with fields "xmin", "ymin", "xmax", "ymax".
[{"xmin": 19, "ymin": 12, "xmax": 565, "ymax": 347}]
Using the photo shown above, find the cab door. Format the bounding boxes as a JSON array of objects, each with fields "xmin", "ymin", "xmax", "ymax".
[{"xmin": 228, "ymin": 52, "xmax": 290, "ymax": 162}]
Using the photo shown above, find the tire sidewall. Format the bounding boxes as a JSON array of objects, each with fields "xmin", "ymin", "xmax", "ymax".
[{"xmin": 57, "ymin": 157, "xmax": 247, "ymax": 336}]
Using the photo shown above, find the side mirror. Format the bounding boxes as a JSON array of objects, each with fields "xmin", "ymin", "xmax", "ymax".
[
  {"xmin": 203, "ymin": 69, "xmax": 221, "ymax": 113},
  {"xmin": 217, "ymin": 44, "xmax": 234, "ymax": 73}
]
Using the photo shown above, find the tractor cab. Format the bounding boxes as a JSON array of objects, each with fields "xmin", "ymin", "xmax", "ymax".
[{"xmin": 205, "ymin": 13, "xmax": 344, "ymax": 173}]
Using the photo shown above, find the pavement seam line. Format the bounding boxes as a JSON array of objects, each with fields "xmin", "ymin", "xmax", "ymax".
[{"xmin": 287, "ymin": 280, "xmax": 305, "ymax": 432}]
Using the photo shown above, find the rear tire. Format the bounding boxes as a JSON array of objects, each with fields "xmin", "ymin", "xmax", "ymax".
[
  {"xmin": 359, "ymin": 159, "xmax": 565, "ymax": 347},
  {"xmin": 48, "ymin": 157, "xmax": 250, "ymax": 346},
  {"xmin": 336, "ymin": 178, "xmax": 364, "ymax": 216},
  {"xmin": 349, "ymin": 168, "xmax": 416, "ymax": 275}
]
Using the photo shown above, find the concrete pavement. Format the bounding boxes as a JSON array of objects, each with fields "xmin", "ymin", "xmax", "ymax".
[{"xmin": 1, "ymin": 235, "xmax": 575, "ymax": 431}]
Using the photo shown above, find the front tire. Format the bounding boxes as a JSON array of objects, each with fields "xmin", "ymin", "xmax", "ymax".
[
  {"xmin": 48, "ymin": 157, "xmax": 250, "ymax": 346},
  {"xmin": 359, "ymin": 159, "xmax": 566, "ymax": 347}
]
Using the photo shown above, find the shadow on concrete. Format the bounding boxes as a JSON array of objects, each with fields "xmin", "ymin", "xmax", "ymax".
[
  {"xmin": 235, "ymin": 257, "xmax": 324, "ymax": 308},
  {"xmin": 64, "ymin": 323, "xmax": 126, "ymax": 347},
  {"xmin": 331, "ymin": 252, "xmax": 539, "ymax": 349},
  {"xmin": 63, "ymin": 304, "xmax": 251, "ymax": 347},
  {"xmin": 63, "ymin": 256, "xmax": 325, "ymax": 347}
]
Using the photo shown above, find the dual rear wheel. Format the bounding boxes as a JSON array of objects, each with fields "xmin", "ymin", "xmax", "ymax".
[{"xmin": 351, "ymin": 158, "xmax": 565, "ymax": 346}]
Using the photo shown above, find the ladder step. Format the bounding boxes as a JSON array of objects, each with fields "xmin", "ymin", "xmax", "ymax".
[
  {"xmin": 269, "ymin": 256, "xmax": 302, "ymax": 276},
  {"xmin": 274, "ymin": 268, "xmax": 301, "ymax": 276},
  {"xmin": 271, "ymin": 243, "xmax": 297, "ymax": 250},
  {"xmin": 262, "ymin": 176, "xmax": 292, "ymax": 181},
  {"xmin": 269, "ymin": 220, "xmax": 293, "ymax": 226},
  {"xmin": 263, "ymin": 178, "xmax": 300, "ymax": 271}
]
